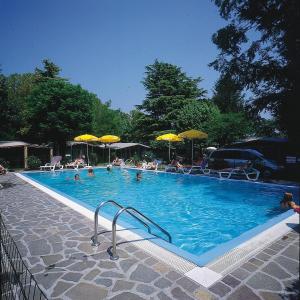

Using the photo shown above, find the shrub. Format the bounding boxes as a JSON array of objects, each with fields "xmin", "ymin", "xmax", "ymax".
[{"xmin": 27, "ymin": 156, "xmax": 42, "ymax": 170}]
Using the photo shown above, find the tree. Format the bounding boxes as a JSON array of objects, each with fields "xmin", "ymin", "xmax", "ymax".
[
  {"xmin": 208, "ymin": 112, "xmax": 252, "ymax": 146},
  {"xmin": 6, "ymin": 73, "xmax": 35, "ymax": 137},
  {"xmin": 252, "ymin": 117, "xmax": 280, "ymax": 137},
  {"xmin": 134, "ymin": 60, "xmax": 207, "ymax": 142},
  {"xmin": 0, "ymin": 72, "xmax": 10, "ymax": 139},
  {"xmin": 210, "ymin": 0, "xmax": 300, "ymax": 147},
  {"xmin": 25, "ymin": 79, "xmax": 96, "ymax": 153},
  {"xmin": 34, "ymin": 59, "xmax": 61, "ymax": 81},
  {"xmin": 212, "ymin": 73, "xmax": 244, "ymax": 113},
  {"xmin": 92, "ymin": 100, "xmax": 131, "ymax": 138},
  {"xmin": 176, "ymin": 100, "xmax": 220, "ymax": 132}
]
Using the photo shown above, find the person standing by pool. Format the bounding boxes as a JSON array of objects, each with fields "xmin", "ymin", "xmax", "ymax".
[{"xmin": 280, "ymin": 192, "xmax": 300, "ymax": 214}]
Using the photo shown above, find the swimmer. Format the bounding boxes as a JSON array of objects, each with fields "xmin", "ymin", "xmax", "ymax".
[
  {"xmin": 88, "ymin": 168, "xmax": 95, "ymax": 177},
  {"xmin": 136, "ymin": 172, "xmax": 142, "ymax": 181},
  {"xmin": 74, "ymin": 174, "xmax": 80, "ymax": 181},
  {"xmin": 107, "ymin": 165, "xmax": 112, "ymax": 171},
  {"xmin": 280, "ymin": 192, "xmax": 300, "ymax": 214}
]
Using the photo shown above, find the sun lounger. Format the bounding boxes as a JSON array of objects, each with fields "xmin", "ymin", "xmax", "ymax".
[
  {"xmin": 187, "ymin": 165, "xmax": 211, "ymax": 175},
  {"xmin": 40, "ymin": 156, "xmax": 63, "ymax": 171},
  {"xmin": 65, "ymin": 159, "xmax": 87, "ymax": 169},
  {"xmin": 218, "ymin": 167, "xmax": 260, "ymax": 181},
  {"xmin": 185, "ymin": 159, "xmax": 211, "ymax": 175},
  {"xmin": 112, "ymin": 158, "xmax": 125, "ymax": 166},
  {"xmin": 165, "ymin": 164, "xmax": 186, "ymax": 173},
  {"xmin": 122, "ymin": 159, "xmax": 136, "ymax": 168},
  {"xmin": 145, "ymin": 161, "xmax": 159, "ymax": 171}
]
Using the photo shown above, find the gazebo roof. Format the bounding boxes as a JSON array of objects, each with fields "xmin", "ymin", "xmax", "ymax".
[{"xmin": 0, "ymin": 141, "xmax": 50, "ymax": 148}]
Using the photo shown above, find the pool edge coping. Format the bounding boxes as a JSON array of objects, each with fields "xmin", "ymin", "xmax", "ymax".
[{"xmin": 15, "ymin": 171, "xmax": 299, "ymax": 288}]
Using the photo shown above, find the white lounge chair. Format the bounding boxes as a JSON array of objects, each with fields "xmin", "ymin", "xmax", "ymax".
[
  {"xmin": 186, "ymin": 159, "xmax": 211, "ymax": 175},
  {"xmin": 145, "ymin": 161, "xmax": 159, "ymax": 171},
  {"xmin": 218, "ymin": 167, "xmax": 260, "ymax": 181},
  {"xmin": 122, "ymin": 159, "xmax": 136, "ymax": 168},
  {"xmin": 40, "ymin": 156, "xmax": 63, "ymax": 171},
  {"xmin": 65, "ymin": 158, "xmax": 86, "ymax": 169},
  {"xmin": 187, "ymin": 165, "xmax": 211, "ymax": 175}
]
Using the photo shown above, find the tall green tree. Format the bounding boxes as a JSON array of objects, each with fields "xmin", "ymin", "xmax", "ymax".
[
  {"xmin": 212, "ymin": 73, "xmax": 244, "ymax": 113},
  {"xmin": 25, "ymin": 79, "xmax": 97, "ymax": 153},
  {"xmin": 0, "ymin": 71, "xmax": 10, "ymax": 139},
  {"xmin": 135, "ymin": 60, "xmax": 207, "ymax": 142},
  {"xmin": 34, "ymin": 59, "xmax": 61, "ymax": 81},
  {"xmin": 210, "ymin": 0, "xmax": 300, "ymax": 147},
  {"xmin": 6, "ymin": 73, "xmax": 35, "ymax": 137},
  {"xmin": 208, "ymin": 112, "xmax": 252, "ymax": 146},
  {"xmin": 92, "ymin": 100, "xmax": 131, "ymax": 138},
  {"xmin": 176, "ymin": 100, "xmax": 220, "ymax": 132}
]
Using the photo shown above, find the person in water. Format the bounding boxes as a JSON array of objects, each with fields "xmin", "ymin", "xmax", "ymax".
[
  {"xmin": 88, "ymin": 168, "xmax": 95, "ymax": 177},
  {"xmin": 107, "ymin": 165, "xmax": 112, "ymax": 171},
  {"xmin": 74, "ymin": 174, "xmax": 80, "ymax": 181},
  {"xmin": 136, "ymin": 171, "xmax": 142, "ymax": 181},
  {"xmin": 280, "ymin": 192, "xmax": 300, "ymax": 214}
]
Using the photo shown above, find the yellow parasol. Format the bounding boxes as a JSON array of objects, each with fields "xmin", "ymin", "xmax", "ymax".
[
  {"xmin": 98, "ymin": 135, "xmax": 121, "ymax": 165},
  {"xmin": 178, "ymin": 129, "xmax": 208, "ymax": 162},
  {"xmin": 74, "ymin": 134, "xmax": 98, "ymax": 166},
  {"xmin": 156, "ymin": 133, "xmax": 183, "ymax": 161}
]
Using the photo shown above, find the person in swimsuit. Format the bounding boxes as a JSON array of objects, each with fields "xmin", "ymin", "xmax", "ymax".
[
  {"xmin": 280, "ymin": 192, "xmax": 300, "ymax": 214},
  {"xmin": 74, "ymin": 174, "xmax": 80, "ymax": 181}
]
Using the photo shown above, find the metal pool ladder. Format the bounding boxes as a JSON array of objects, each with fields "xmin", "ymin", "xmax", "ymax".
[{"xmin": 92, "ymin": 200, "xmax": 172, "ymax": 260}]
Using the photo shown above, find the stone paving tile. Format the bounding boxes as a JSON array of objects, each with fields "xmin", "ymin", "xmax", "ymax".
[
  {"xmin": 261, "ymin": 262, "xmax": 291, "ymax": 280},
  {"xmin": 65, "ymin": 282, "xmax": 108, "ymax": 300},
  {"xmin": 230, "ymin": 267, "xmax": 251, "ymax": 281},
  {"xmin": 274, "ymin": 255, "xmax": 300, "ymax": 276},
  {"xmin": 171, "ymin": 287, "xmax": 195, "ymax": 300},
  {"xmin": 226, "ymin": 285, "xmax": 261, "ymax": 300},
  {"xmin": 1, "ymin": 173, "xmax": 299, "ymax": 300},
  {"xmin": 248, "ymin": 257, "xmax": 265, "ymax": 267},
  {"xmin": 221, "ymin": 274, "xmax": 241, "ymax": 288},
  {"xmin": 255, "ymin": 252, "xmax": 271, "ymax": 262},
  {"xmin": 209, "ymin": 282, "xmax": 231, "ymax": 297},
  {"xmin": 281, "ymin": 245, "xmax": 299, "ymax": 261},
  {"xmin": 241, "ymin": 261, "xmax": 259, "ymax": 272},
  {"xmin": 136, "ymin": 283, "xmax": 156, "ymax": 295},
  {"xmin": 247, "ymin": 272, "xmax": 282, "ymax": 291}
]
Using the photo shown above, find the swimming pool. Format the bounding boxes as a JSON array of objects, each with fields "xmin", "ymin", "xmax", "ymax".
[{"xmin": 24, "ymin": 168, "xmax": 298, "ymax": 263}]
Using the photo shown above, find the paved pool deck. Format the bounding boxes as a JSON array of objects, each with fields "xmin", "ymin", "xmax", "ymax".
[{"xmin": 0, "ymin": 173, "xmax": 299, "ymax": 300}]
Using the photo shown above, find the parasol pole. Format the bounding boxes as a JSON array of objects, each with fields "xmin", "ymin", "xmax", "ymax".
[
  {"xmin": 87, "ymin": 143, "xmax": 89, "ymax": 166},
  {"xmin": 108, "ymin": 146, "xmax": 111, "ymax": 165},
  {"xmin": 169, "ymin": 141, "xmax": 171, "ymax": 161},
  {"xmin": 192, "ymin": 139, "xmax": 194, "ymax": 163}
]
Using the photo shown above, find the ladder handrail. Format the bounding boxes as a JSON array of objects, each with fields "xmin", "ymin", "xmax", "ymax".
[
  {"xmin": 110, "ymin": 206, "xmax": 172, "ymax": 260},
  {"xmin": 92, "ymin": 200, "xmax": 151, "ymax": 246}
]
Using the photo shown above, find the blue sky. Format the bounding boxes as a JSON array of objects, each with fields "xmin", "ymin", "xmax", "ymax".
[{"xmin": 0, "ymin": 0, "xmax": 227, "ymax": 112}]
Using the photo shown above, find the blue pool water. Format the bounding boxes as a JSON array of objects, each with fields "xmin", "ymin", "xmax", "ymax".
[{"xmin": 25, "ymin": 168, "xmax": 299, "ymax": 257}]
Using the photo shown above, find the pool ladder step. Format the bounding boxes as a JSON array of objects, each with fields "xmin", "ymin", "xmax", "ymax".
[{"xmin": 92, "ymin": 200, "xmax": 172, "ymax": 260}]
